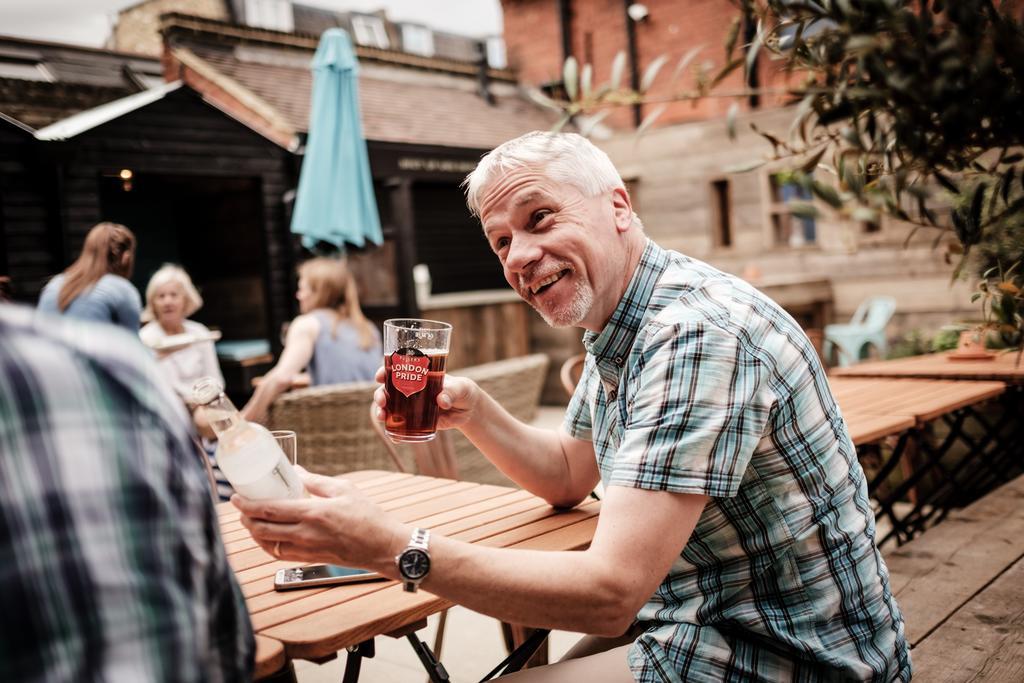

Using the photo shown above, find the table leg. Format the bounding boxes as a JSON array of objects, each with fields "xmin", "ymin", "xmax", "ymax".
[
  {"xmin": 406, "ymin": 633, "xmax": 450, "ymax": 682},
  {"xmin": 480, "ymin": 628, "xmax": 551, "ymax": 681},
  {"xmin": 341, "ymin": 640, "xmax": 374, "ymax": 683}
]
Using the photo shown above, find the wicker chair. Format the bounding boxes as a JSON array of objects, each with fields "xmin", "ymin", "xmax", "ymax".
[
  {"xmin": 266, "ymin": 354, "xmax": 550, "ymax": 480},
  {"xmin": 446, "ymin": 353, "xmax": 549, "ymax": 485},
  {"xmin": 265, "ymin": 380, "xmax": 401, "ymax": 476},
  {"xmin": 370, "ymin": 353, "xmax": 551, "ymax": 485}
]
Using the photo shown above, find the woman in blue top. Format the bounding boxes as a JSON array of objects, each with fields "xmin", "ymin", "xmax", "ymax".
[
  {"xmin": 243, "ymin": 257, "xmax": 382, "ymax": 424},
  {"xmin": 37, "ymin": 222, "xmax": 141, "ymax": 333}
]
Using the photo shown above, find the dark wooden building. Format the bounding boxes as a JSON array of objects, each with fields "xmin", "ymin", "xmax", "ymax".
[{"xmin": 1, "ymin": 19, "xmax": 559, "ymax": 394}]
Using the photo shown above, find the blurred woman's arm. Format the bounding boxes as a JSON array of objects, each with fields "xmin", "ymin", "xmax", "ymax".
[{"xmin": 241, "ymin": 314, "xmax": 319, "ymax": 424}]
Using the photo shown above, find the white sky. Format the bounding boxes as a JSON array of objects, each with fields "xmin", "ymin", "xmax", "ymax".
[{"xmin": 0, "ymin": 0, "xmax": 503, "ymax": 48}]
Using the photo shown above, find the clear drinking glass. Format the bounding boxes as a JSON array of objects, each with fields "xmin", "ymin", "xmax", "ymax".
[
  {"xmin": 271, "ymin": 430, "xmax": 298, "ymax": 466},
  {"xmin": 383, "ymin": 318, "xmax": 452, "ymax": 443}
]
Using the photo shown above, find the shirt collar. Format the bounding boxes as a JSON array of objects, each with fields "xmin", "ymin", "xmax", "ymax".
[{"xmin": 583, "ymin": 239, "xmax": 670, "ymax": 364}]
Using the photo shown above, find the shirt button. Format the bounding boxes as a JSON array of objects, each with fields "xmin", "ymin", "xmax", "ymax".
[{"xmin": 613, "ymin": 356, "xmax": 624, "ymax": 367}]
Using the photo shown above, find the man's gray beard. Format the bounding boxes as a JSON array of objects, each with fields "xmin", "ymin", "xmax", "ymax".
[{"xmin": 530, "ymin": 278, "xmax": 594, "ymax": 328}]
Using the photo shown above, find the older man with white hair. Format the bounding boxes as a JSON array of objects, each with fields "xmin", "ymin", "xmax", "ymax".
[{"xmin": 235, "ymin": 131, "xmax": 911, "ymax": 682}]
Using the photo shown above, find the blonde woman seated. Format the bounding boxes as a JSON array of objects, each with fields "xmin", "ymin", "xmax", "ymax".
[
  {"xmin": 139, "ymin": 265, "xmax": 223, "ymax": 435},
  {"xmin": 242, "ymin": 257, "xmax": 382, "ymax": 425}
]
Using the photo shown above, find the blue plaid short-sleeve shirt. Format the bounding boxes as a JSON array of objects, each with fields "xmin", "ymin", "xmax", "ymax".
[{"xmin": 565, "ymin": 241, "xmax": 911, "ymax": 682}]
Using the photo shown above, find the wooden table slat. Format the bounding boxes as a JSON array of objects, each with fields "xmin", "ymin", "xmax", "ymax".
[
  {"xmin": 238, "ymin": 496, "xmax": 553, "ymax": 596},
  {"xmin": 253, "ymin": 635, "xmax": 286, "ymax": 680},
  {"xmin": 843, "ymin": 412, "xmax": 916, "ymax": 445},
  {"xmin": 832, "ymin": 351, "xmax": 1024, "ymax": 384},
  {"xmin": 260, "ymin": 515, "xmax": 601, "ymax": 660},
  {"xmin": 247, "ymin": 502, "xmax": 600, "ymax": 631}
]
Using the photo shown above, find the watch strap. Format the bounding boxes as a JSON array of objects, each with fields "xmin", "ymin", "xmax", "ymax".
[{"xmin": 397, "ymin": 527, "xmax": 431, "ymax": 592}]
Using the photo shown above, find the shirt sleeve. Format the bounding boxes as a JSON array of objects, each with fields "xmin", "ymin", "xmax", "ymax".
[
  {"xmin": 609, "ymin": 321, "xmax": 774, "ymax": 498},
  {"xmin": 562, "ymin": 355, "xmax": 594, "ymax": 441}
]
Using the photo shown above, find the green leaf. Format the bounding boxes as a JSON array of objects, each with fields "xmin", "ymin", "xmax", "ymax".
[
  {"xmin": 934, "ymin": 173, "xmax": 959, "ymax": 195},
  {"xmin": 724, "ymin": 16, "xmax": 741, "ymax": 57},
  {"xmin": 745, "ymin": 23, "xmax": 764, "ymax": 79},
  {"xmin": 801, "ymin": 147, "xmax": 827, "ymax": 174},
  {"xmin": 845, "ymin": 35, "xmax": 878, "ymax": 53},
  {"xmin": 852, "ymin": 206, "xmax": 879, "ymax": 223},
  {"xmin": 811, "ymin": 180, "xmax": 843, "ymax": 208},
  {"xmin": 578, "ymin": 110, "xmax": 612, "ymax": 137},
  {"xmin": 1002, "ymin": 166, "xmax": 1016, "ymax": 204},
  {"xmin": 789, "ymin": 202, "xmax": 819, "ymax": 219},
  {"xmin": 726, "ymin": 102, "xmax": 739, "ymax": 141},
  {"xmin": 671, "ymin": 45, "xmax": 703, "ymax": 83},
  {"xmin": 563, "ymin": 56, "xmax": 579, "ymax": 101},
  {"xmin": 969, "ymin": 182, "xmax": 986, "ymax": 236},
  {"xmin": 525, "ymin": 87, "xmax": 561, "ymax": 111},
  {"xmin": 640, "ymin": 54, "xmax": 669, "ymax": 93},
  {"xmin": 551, "ymin": 113, "xmax": 572, "ymax": 133},
  {"xmin": 610, "ymin": 51, "xmax": 627, "ymax": 90},
  {"xmin": 709, "ymin": 57, "xmax": 744, "ymax": 89},
  {"xmin": 637, "ymin": 103, "xmax": 668, "ymax": 136}
]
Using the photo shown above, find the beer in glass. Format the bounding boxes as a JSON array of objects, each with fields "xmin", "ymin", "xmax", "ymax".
[{"xmin": 383, "ymin": 318, "xmax": 452, "ymax": 443}]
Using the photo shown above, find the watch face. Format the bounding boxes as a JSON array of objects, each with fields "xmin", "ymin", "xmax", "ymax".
[{"xmin": 399, "ymin": 548, "xmax": 430, "ymax": 580}]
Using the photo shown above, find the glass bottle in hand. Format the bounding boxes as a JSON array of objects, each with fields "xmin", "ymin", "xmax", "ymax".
[{"xmin": 192, "ymin": 377, "xmax": 305, "ymax": 500}]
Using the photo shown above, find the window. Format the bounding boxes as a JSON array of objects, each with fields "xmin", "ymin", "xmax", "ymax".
[
  {"xmin": 767, "ymin": 173, "xmax": 817, "ymax": 247},
  {"xmin": 243, "ymin": 0, "xmax": 294, "ymax": 32},
  {"xmin": 0, "ymin": 60, "xmax": 53, "ymax": 82},
  {"xmin": 486, "ymin": 36, "xmax": 507, "ymax": 69},
  {"xmin": 401, "ymin": 24, "xmax": 434, "ymax": 57},
  {"xmin": 351, "ymin": 15, "xmax": 390, "ymax": 49},
  {"xmin": 710, "ymin": 179, "xmax": 732, "ymax": 248}
]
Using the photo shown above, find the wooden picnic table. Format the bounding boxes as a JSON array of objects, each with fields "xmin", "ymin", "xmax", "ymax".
[
  {"xmin": 883, "ymin": 474, "xmax": 1024, "ymax": 680},
  {"xmin": 830, "ymin": 377, "xmax": 1005, "ymax": 424},
  {"xmin": 218, "ymin": 470, "xmax": 601, "ymax": 680},
  {"xmin": 829, "ymin": 377, "xmax": 1008, "ymax": 548},
  {"xmin": 832, "ymin": 350, "xmax": 1024, "ymax": 384}
]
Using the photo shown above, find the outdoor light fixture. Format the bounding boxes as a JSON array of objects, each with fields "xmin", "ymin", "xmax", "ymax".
[
  {"xmin": 627, "ymin": 3, "xmax": 650, "ymax": 22},
  {"xmin": 119, "ymin": 168, "xmax": 133, "ymax": 192}
]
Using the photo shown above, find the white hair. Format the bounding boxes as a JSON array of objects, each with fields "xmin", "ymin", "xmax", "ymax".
[
  {"xmin": 142, "ymin": 263, "xmax": 203, "ymax": 323},
  {"xmin": 463, "ymin": 131, "xmax": 626, "ymax": 216}
]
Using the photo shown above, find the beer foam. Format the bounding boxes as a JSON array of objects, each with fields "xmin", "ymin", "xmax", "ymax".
[{"xmin": 392, "ymin": 348, "xmax": 448, "ymax": 357}]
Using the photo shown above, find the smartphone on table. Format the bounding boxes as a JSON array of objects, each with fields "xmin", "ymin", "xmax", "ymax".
[{"xmin": 274, "ymin": 564, "xmax": 386, "ymax": 591}]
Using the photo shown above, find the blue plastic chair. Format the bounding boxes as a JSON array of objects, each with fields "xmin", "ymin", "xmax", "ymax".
[{"xmin": 823, "ymin": 296, "xmax": 897, "ymax": 367}]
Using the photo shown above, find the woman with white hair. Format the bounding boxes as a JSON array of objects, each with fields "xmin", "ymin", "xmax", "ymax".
[
  {"xmin": 140, "ymin": 264, "xmax": 231, "ymax": 499},
  {"xmin": 139, "ymin": 264, "xmax": 223, "ymax": 416}
]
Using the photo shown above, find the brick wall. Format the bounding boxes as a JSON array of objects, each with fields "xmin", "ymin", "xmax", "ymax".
[
  {"xmin": 501, "ymin": 0, "xmax": 791, "ymax": 130},
  {"xmin": 112, "ymin": 0, "xmax": 229, "ymax": 56}
]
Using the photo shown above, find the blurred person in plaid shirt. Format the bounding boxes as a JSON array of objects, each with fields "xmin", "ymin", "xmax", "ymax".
[
  {"xmin": 0, "ymin": 304, "xmax": 253, "ymax": 682},
  {"xmin": 236, "ymin": 132, "xmax": 911, "ymax": 682}
]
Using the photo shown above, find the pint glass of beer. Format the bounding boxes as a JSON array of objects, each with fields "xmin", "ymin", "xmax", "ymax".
[{"xmin": 383, "ymin": 319, "xmax": 452, "ymax": 443}]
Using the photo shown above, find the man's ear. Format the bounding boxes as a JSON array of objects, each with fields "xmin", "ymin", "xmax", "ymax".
[{"xmin": 611, "ymin": 186, "xmax": 634, "ymax": 233}]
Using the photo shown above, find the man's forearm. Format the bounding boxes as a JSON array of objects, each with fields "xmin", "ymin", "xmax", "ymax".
[
  {"xmin": 456, "ymin": 390, "xmax": 594, "ymax": 507},
  {"xmin": 387, "ymin": 532, "xmax": 636, "ymax": 636}
]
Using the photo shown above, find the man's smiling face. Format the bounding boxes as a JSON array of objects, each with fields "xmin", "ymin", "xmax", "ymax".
[{"xmin": 479, "ymin": 166, "xmax": 628, "ymax": 330}]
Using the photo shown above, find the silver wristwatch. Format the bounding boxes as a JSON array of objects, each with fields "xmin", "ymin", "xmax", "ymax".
[{"xmin": 395, "ymin": 528, "xmax": 431, "ymax": 592}]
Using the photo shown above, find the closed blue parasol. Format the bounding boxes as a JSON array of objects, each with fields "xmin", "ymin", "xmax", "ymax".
[{"xmin": 291, "ymin": 28, "xmax": 382, "ymax": 251}]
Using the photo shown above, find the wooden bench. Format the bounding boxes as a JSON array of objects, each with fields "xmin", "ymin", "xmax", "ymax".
[{"xmin": 883, "ymin": 474, "xmax": 1024, "ymax": 680}]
